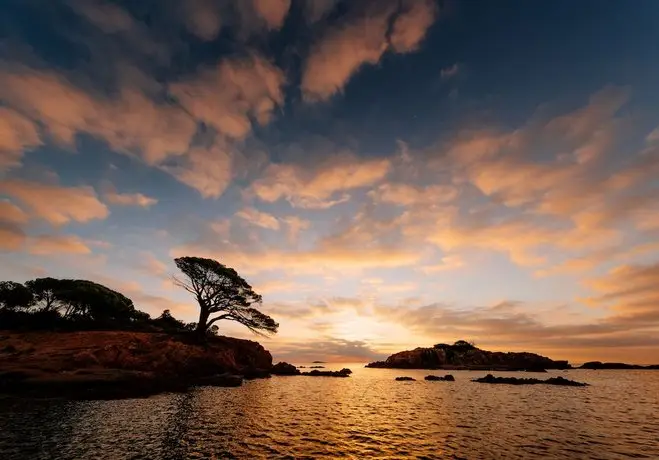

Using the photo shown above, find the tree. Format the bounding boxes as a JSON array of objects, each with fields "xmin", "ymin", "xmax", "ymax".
[
  {"xmin": 0, "ymin": 281, "xmax": 34, "ymax": 310},
  {"xmin": 173, "ymin": 256, "xmax": 278, "ymax": 336},
  {"xmin": 25, "ymin": 278, "xmax": 65, "ymax": 312}
]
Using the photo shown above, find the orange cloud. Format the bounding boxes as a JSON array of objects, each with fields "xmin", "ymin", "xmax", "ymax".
[
  {"xmin": 0, "ymin": 225, "xmax": 25, "ymax": 251},
  {"xmin": 302, "ymin": 1, "xmax": 437, "ymax": 101},
  {"xmin": 169, "ymin": 54, "xmax": 285, "ymax": 138},
  {"xmin": 301, "ymin": 3, "xmax": 393, "ymax": 101},
  {"xmin": 584, "ymin": 263, "xmax": 659, "ymax": 317},
  {"xmin": 251, "ymin": 154, "xmax": 390, "ymax": 208},
  {"xmin": 0, "ymin": 200, "xmax": 29, "ymax": 225},
  {"xmin": 0, "ymin": 179, "xmax": 109, "ymax": 225},
  {"xmin": 236, "ymin": 207, "xmax": 280, "ymax": 230},
  {"xmin": 181, "ymin": 0, "xmax": 224, "ymax": 41},
  {"xmin": 371, "ymin": 182, "xmax": 457, "ymax": 206},
  {"xmin": 104, "ymin": 190, "xmax": 158, "ymax": 207},
  {"xmin": 389, "ymin": 0, "xmax": 438, "ymax": 53},
  {"xmin": 28, "ymin": 234, "xmax": 92, "ymax": 255},
  {"xmin": 0, "ymin": 107, "xmax": 41, "ymax": 171},
  {"xmin": 251, "ymin": 0, "xmax": 291, "ymax": 29}
]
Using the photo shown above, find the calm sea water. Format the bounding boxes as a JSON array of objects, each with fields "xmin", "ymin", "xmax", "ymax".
[{"xmin": 1, "ymin": 365, "xmax": 658, "ymax": 459}]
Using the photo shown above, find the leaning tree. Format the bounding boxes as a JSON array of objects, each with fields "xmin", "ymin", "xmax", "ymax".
[{"xmin": 173, "ymin": 256, "xmax": 278, "ymax": 336}]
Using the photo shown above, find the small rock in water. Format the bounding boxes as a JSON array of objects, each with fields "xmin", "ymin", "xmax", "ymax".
[
  {"xmin": 395, "ymin": 376, "xmax": 416, "ymax": 381},
  {"xmin": 472, "ymin": 374, "xmax": 588, "ymax": 386},
  {"xmin": 424, "ymin": 374, "xmax": 455, "ymax": 381}
]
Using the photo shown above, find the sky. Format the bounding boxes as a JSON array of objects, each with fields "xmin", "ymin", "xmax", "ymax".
[{"xmin": 1, "ymin": 0, "xmax": 659, "ymax": 364}]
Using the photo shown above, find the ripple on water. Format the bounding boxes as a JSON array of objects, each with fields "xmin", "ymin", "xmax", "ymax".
[{"xmin": 1, "ymin": 368, "xmax": 659, "ymax": 459}]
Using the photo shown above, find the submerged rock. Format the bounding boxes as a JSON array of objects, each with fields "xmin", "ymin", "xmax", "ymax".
[
  {"xmin": 395, "ymin": 376, "xmax": 416, "ymax": 381},
  {"xmin": 472, "ymin": 374, "xmax": 588, "ymax": 387},
  {"xmin": 271, "ymin": 362, "xmax": 300, "ymax": 375},
  {"xmin": 424, "ymin": 374, "xmax": 455, "ymax": 381}
]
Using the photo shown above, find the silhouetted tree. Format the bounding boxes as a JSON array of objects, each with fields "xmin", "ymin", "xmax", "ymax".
[
  {"xmin": 173, "ymin": 256, "xmax": 278, "ymax": 336},
  {"xmin": 25, "ymin": 278, "xmax": 63, "ymax": 312},
  {"xmin": 0, "ymin": 281, "xmax": 34, "ymax": 310}
]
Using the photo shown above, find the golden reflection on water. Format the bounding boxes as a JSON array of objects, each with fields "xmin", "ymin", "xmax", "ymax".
[{"xmin": 1, "ymin": 365, "xmax": 658, "ymax": 459}]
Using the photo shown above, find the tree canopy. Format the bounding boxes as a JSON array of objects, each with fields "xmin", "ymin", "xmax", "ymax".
[
  {"xmin": 1, "ymin": 277, "xmax": 153, "ymax": 330},
  {"xmin": 173, "ymin": 256, "xmax": 278, "ymax": 336}
]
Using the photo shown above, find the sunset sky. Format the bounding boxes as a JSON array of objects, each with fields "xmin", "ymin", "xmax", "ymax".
[{"xmin": 1, "ymin": 0, "xmax": 659, "ymax": 363}]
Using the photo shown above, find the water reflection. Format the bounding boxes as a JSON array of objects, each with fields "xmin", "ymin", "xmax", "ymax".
[{"xmin": 1, "ymin": 367, "xmax": 658, "ymax": 459}]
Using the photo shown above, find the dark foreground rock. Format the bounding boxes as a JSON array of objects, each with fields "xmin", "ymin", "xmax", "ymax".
[
  {"xmin": 271, "ymin": 362, "xmax": 300, "ymax": 375},
  {"xmin": 367, "ymin": 340, "xmax": 570, "ymax": 371},
  {"xmin": 580, "ymin": 361, "xmax": 659, "ymax": 370},
  {"xmin": 0, "ymin": 331, "xmax": 273, "ymax": 399},
  {"xmin": 395, "ymin": 376, "xmax": 416, "ymax": 381},
  {"xmin": 425, "ymin": 374, "xmax": 455, "ymax": 381},
  {"xmin": 472, "ymin": 374, "xmax": 588, "ymax": 387}
]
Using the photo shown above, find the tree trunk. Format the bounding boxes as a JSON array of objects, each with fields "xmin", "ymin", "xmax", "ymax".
[{"xmin": 196, "ymin": 308, "xmax": 210, "ymax": 335}]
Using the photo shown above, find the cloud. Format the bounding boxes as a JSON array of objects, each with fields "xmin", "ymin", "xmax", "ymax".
[
  {"xmin": 0, "ymin": 108, "xmax": 42, "ymax": 172},
  {"xmin": 169, "ymin": 54, "xmax": 285, "ymax": 138},
  {"xmin": 104, "ymin": 190, "xmax": 158, "ymax": 207},
  {"xmin": 0, "ymin": 200, "xmax": 29, "ymax": 225},
  {"xmin": 251, "ymin": 0, "xmax": 291, "ymax": 30},
  {"xmin": 440, "ymin": 63, "xmax": 460, "ymax": 80},
  {"xmin": 28, "ymin": 234, "xmax": 92, "ymax": 255},
  {"xmin": 0, "ymin": 225, "xmax": 25, "ymax": 251},
  {"xmin": 584, "ymin": 263, "xmax": 659, "ymax": 319},
  {"xmin": 0, "ymin": 179, "xmax": 109, "ymax": 225},
  {"xmin": 266, "ymin": 337, "xmax": 387, "ymax": 363},
  {"xmin": 282, "ymin": 216, "xmax": 311, "ymax": 242},
  {"xmin": 236, "ymin": 207, "xmax": 280, "ymax": 230},
  {"xmin": 171, "ymin": 243, "xmax": 421, "ymax": 275},
  {"xmin": 302, "ymin": 0, "xmax": 339, "ymax": 23},
  {"xmin": 389, "ymin": 0, "xmax": 438, "ymax": 53},
  {"xmin": 301, "ymin": 0, "xmax": 437, "ymax": 101},
  {"xmin": 181, "ymin": 0, "xmax": 224, "ymax": 41},
  {"xmin": 370, "ymin": 182, "xmax": 457, "ymax": 206},
  {"xmin": 251, "ymin": 154, "xmax": 390, "ymax": 208},
  {"xmin": 0, "ymin": 54, "xmax": 282, "ymax": 199},
  {"xmin": 418, "ymin": 255, "xmax": 465, "ymax": 274}
]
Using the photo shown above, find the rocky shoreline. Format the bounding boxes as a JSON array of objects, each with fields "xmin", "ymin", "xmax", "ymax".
[{"xmin": 0, "ymin": 331, "xmax": 359, "ymax": 400}]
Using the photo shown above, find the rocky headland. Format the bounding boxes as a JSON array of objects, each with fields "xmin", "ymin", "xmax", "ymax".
[
  {"xmin": 366, "ymin": 341, "xmax": 570, "ymax": 371},
  {"xmin": 0, "ymin": 330, "xmax": 273, "ymax": 399}
]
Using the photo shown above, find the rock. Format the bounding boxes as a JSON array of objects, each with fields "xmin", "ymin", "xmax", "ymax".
[
  {"xmin": 366, "ymin": 341, "xmax": 571, "ymax": 370},
  {"xmin": 580, "ymin": 361, "xmax": 659, "ymax": 370},
  {"xmin": 0, "ymin": 331, "xmax": 273, "ymax": 399},
  {"xmin": 425, "ymin": 374, "xmax": 455, "ymax": 381},
  {"xmin": 242, "ymin": 369, "xmax": 271, "ymax": 380},
  {"xmin": 395, "ymin": 376, "xmax": 416, "ymax": 381},
  {"xmin": 302, "ymin": 368, "xmax": 351, "ymax": 377},
  {"xmin": 271, "ymin": 361, "xmax": 300, "ymax": 375},
  {"xmin": 309, "ymin": 365, "xmax": 325, "ymax": 368},
  {"xmin": 472, "ymin": 374, "xmax": 588, "ymax": 386}
]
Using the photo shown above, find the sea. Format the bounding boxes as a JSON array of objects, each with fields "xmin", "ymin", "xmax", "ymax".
[{"xmin": 0, "ymin": 364, "xmax": 658, "ymax": 459}]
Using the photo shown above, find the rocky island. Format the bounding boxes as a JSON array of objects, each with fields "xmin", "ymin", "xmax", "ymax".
[{"xmin": 366, "ymin": 340, "xmax": 570, "ymax": 371}]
